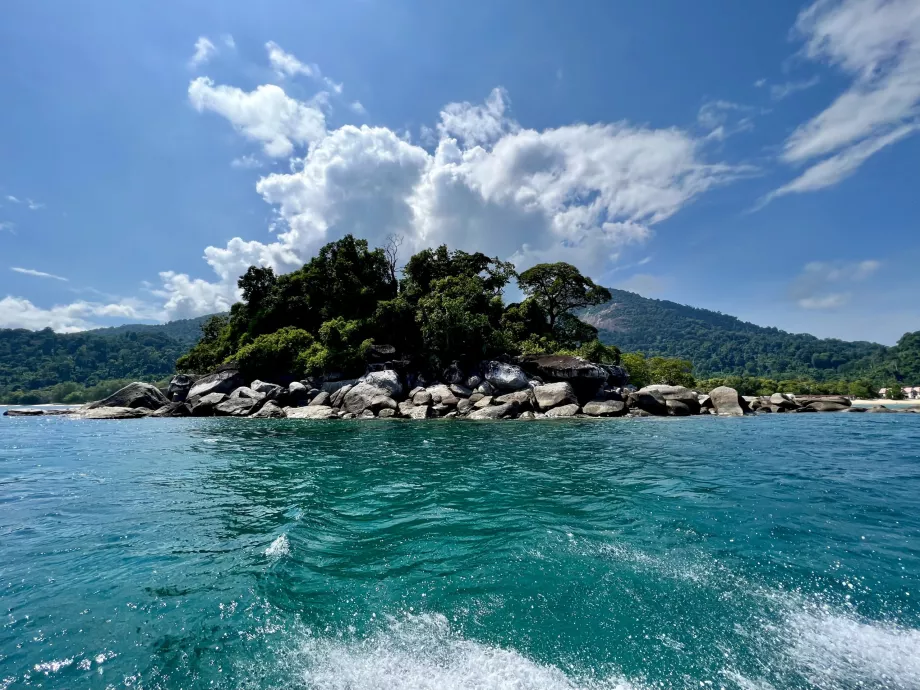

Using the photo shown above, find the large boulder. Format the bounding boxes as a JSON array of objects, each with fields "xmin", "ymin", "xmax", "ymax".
[
  {"xmin": 230, "ymin": 386, "xmax": 264, "ymax": 400},
  {"xmin": 166, "ymin": 374, "xmax": 196, "ymax": 402},
  {"xmin": 286, "ymin": 405, "xmax": 336, "ymax": 419},
  {"xmin": 450, "ymin": 383, "xmax": 473, "ymax": 398},
  {"xmin": 469, "ymin": 402, "xmax": 516, "ymax": 420},
  {"xmin": 426, "ymin": 384, "xmax": 459, "ymax": 406},
  {"xmin": 322, "ymin": 378, "xmax": 359, "ymax": 395},
  {"xmin": 149, "ymin": 402, "xmax": 191, "ymax": 417},
  {"xmin": 533, "ymin": 382, "xmax": 578, "ymax": 411},
  {"xmin": 189, "ymin": 392, "xmax": 227, "ymax": 416},
  {"xmin": 710, "ymin": 386, "xmax": 745, "ymax": 417},
  {"xmin": 545, "ymin": 403, "xmax": 580, "ymax": 418},
  {"xmin": 250, "ymin": 401, "xmax": 286, "ymax": 418},
  {"xmin": 80, "ymin": 406, "xmax": 148, "ymax": 420},
  {"xmin": 482, "ymin": 361, "xmax": 530, "ymax": 391},
  {"xmin": 407, "ymin": 404, "xmax": 431, "ymax": 420},
  {"xmin": 215, "ymin": 396, "xmax": 262, "ymax": 417},
  {"xmin": 807, "ymin": 401, "xmax": 850, "ymax": 412},
  {"xmin": 342, "ymin": 382, "xmax": 396, "ymax": 415},
  {"xmin": 188, "ymin": 368, "xmax": 245, "ymax": 401},
  {"xmin": 582, "ymin": 399, "xmax": 626, "ymax": 417},
  {"xmin": 442, "ymin": 362, "xmax": 465, "ymax": 385},
  {"xmin": 794, "ymin": 395, "xmax": 851, "ymax": 408},
  {"xmin": 3, "ymin": 408, "xmax": 46, "ymax": 416},
  {"xmin": 519, "ymin": 355, "xmax": 609, "ymax": 401},
  {"xmin": 495, "ymin": 389, "xmax": 536, "ymax": 411},
  {"xmin": 329, "ymin": 384, "xmax": 353, "ymax": 408},
  {"xmin": 666, "ymin": 400, "xmax": 692, "ymax": 416},
  {"xmin": 362, "ymin": 370, "xmax": 403, "ymax": 397},
  {"xmin": 309, "ymin": 391, "xmax": 331, "ymax": 407},
  {"xmin": 627, "ymin": 390, "xmax": 668, "ymax": 416},
  {"xmin": 87, "ymin": 382, "xmax": 169, "ymax": 411}
]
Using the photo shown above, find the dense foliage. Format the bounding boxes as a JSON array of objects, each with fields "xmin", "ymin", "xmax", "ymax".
[
  {"xmin": 583, "ymin": 289, "xmax": 919, "ymax": 385},
  {"xmin": 177, "ymin": 236, "xmax": 613, "ymax": 382}
]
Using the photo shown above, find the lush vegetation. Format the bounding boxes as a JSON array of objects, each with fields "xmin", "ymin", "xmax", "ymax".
[
  {"xmin": 583, "ymin": 289, "xmax": 919, "ymax": 385},
  {"xmin": 177, "ymin": 235, "xmax": 615, "ymax": 382}
]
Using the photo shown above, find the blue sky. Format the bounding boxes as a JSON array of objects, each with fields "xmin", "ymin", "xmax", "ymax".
[{"xmin": 1, "ymin": 0, "xmax": 918, "ymax": 344}]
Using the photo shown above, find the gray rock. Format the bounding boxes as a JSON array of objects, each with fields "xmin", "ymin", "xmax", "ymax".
[
  {"xmin": 426, "ymin": 384, "xmax": 459, "ymax": 406},
  {"xmin": 286, "ymin": 405, "xmax": 336, "ymax": 419},
  {"xmin": 412, "ymin": 390, "xmax": 433, "ymax": 406},
  {"xmin": 443, "ymin": 363, "xmax": 465, "ymax": 385},
  {"xmin": 466, "ymin": 375, "xmax": 482, "ymax": 389},
  {"xmin": 87, "ymin": 382, "xmax": 169, "ymax": 411},
  {"xmin": 794, "ymin": 395, "xmax": 851, "ymax": 408},
  {"xmin": 250, "ymin": 401, "xmax": 286, "ymax": 418},
  {"xmin": 469, "ymin": 402, "xmax": 515, "ymax": 420},
  {"xmin": 709, "ymin": 386, "xmax": 745, "ymax": 417},
  {"xmin": 519, "ymin": 354, "xmax": 608, "ymax": 384},
  {"xmin": 868, "ymin": 406, "xmax": 897, "ymax": 414},
  {"xmin": 666, "ymin": 400, "xmax": 691, "ymax": 416},
  {"xmin": 545, "ymin": 403, "xmax": 579, "ymax": 418},
  {"xmin": 398, "ymin": 400, "xmax": 417, "ymax": 416},
  {"xmin": 582, "ymin": 400, "xmax": 626, "ymax": 417},
  {"xmin": 449, "ymin": 383, "xmax": 473, "ymax": 398},
  {"xmin": 640, "ymin": 385, "xmax": 698, "ymax": 405},
  {"xmin": 341, "ymin": 412, "xmax": 357, "ymax": 420},
  {"xmin": 456, "ymin": 398, "xmax": 473, "ymax": 414},
  {"xmin": 216, "ymin": 396, "xmax": 262, "ymax": 417},
  {"xmin": 190, "ymin": 392, "xmax": 228, "ymax": 416},
  {"xmin": 770, "ymin": 392, "xmax": 795, "ymax": 406},
  {"xmin": 469, "ymin": 392, "xmax": 484, "ymax": 404},
  {"xmin": 287, "ymin": 381, "xmax": 308, "ymax": 397},
  {"xmin": 431, "ymin": 403, "xmax": 451, "ymax": 416},
  {"xmin": 495, "ymin": 389, "xmax": 536, "ymax": 410},
  {"xmin": 474, "ymin": 395, "xmax": 493, "ymax": 409},
  {"xmin": 757, "ymin": 405, "xmax": 773, "ymax": 413},
  {"xmin": 3, "ymin": 408, "xmax": 46, "ymax": 416},
  {"xmin": 628, "ymin": 390, "xmax": 668, "ymax": 416},
  {"xmin": 230, "ymin": 386, "xmax": 264, "ymax": 400},
  {"xmin": 533, "ymin": 382, "xmax": 577, "ymax": 411},
  {"xmin": 149, "ymin": 402, "xmax": 191, "ymax": 417},
  {"xmin": 408, "ymin": 405, "xmax": 430, "ymax": 420},
  {"xmin": 519, "ymin": 411, "xmax": 536, "ymax": 420},
  {"xmin": 251, "ymin": 380, "xmax": 282, "ymax": 396},
  {"xmin": 166, "ymin": 374, "xmax": 196, "ymax": 402},
  {"xmin": 309, "ymin": 391, "xmax": 331, "ymax": 407},
  {"xmin": 359, "ymin": 410, "xmax": 376, "ymax": 419},
  {"xmin": 80, "ymin": 406, "xmax": 148, "ymax": 420},
  {"xmin": 698, "ymin": 395, "xmax": 712, "ymax": 409},
  {"xmin": 408, "ymin": 386, "xmax": 425, "ymax": 399},
  {"xmin": 476, "ymin": 381, "xmax": 495, "ymax": 396},
  {"xmin": 806, "ymin": 401, "xmax": 850, "ymax": 412},
  {"xmin": 377, "ymin": 408, "xmax": 396, "ymax": 418},
  {"xmin": 443, "ymin": 411, "xmax": 459, "ymax": 419},
  {"xmin": 188, "ymin": 368, "xmax": 245, "ymax": 400},
  {"xmin": 483, "ymin": 361, "xmax": 530, "ymax": 391},
  {"xmin": 330, "ymin": 384, "xmax": 353, "ymax": 408},
  {"xmin": 343, "ymin": 382, "xmax": 395, "ymax": 414},
  {"xmin": 363, "ymin": 370, "xmax": 403, "ymax": 397}
]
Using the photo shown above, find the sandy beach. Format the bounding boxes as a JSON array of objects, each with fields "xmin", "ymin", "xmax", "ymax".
[{"xmin": 851, "ymin": 398, "xmax": 920, "ymax": 407}]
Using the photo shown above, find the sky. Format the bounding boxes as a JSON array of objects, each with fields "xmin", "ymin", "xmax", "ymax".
[{"xmin": 1, "ymin": 0, "xmax": 919, "ymax": 345}]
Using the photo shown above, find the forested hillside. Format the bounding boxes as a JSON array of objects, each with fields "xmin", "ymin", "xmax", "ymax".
[
  {"xmin": 87, "ymin": 315, "xmax": 215, "ymax": 348},
  {"xmin": 583, "ymin": 289, "xmax": 916, "ymax": 383}
]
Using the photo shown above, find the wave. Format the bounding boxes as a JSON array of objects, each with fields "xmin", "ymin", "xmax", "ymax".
[{"xmin": 265, "ymin": 533, "xmax": 290, "ymax": 559}]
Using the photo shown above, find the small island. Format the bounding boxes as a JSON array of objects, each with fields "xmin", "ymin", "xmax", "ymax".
[{"xmin": 4, "ymin": 236, "xmax": 918, "ymax": 420}]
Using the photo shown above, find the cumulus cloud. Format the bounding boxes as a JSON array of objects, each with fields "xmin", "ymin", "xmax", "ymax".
[
  {"xmin": 0, "ymin": 296, "xmax": 149, "ymax": 332},
  {"xmin": 266, "ymin": 41, "xmax": 343, "ymax": 94},
  {"xmin": 189, "ymin": 36, "xmax": 217, "ymax": 69},
  {"xmin": 159, "ymin": 83, "xmax": 740, "ymax": 319},
  {"xmin": 766, "ymin": 0, "xmax": 920, "ymax": 200},
  {"xmin": 11, "ymin": 267, "xmax": 68, "ymax": 281},
  {"xmin": 188, "ymin": 77, "xmax": 326, "ymax": 157},
  {"xmin": 790, "ymin": 259, "xmax": 881, "ymax": 310}
]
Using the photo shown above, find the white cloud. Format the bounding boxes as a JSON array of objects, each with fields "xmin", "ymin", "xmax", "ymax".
[
  {"xmin": 265, "ymin": 41, "xmax": 343, "ymax": 94},
  {"xmin": 26, "ymin": 199, "xmax": 44, "ymax": 210},
  {"xmin": 754, "ymin": 78, "xmax": 767, "ymax": 88},
  {"xmin": 11, "ymin": 267, "xmax": 68, "ymax": 281},
  {"xmin": 163, "ymin": 82, "xmax": 740, "ymax": 319},
  {"xmin": 697, "ymin": 100, "xmax": 757, "ymax": 140},
  {"xmin": 231, "ymin": 154, "xmax": 263, "ymax": 169},
  {"xmin": 188, "ymin": 77, "xmax": 326, "ymax": 157},
  {"xmin": 189, "ymin": 36, "xmax": 217, "ymax": 69},
  {"xmin": 222, "ymin": 34, "xmax": 236, "ymax": 50},
  {"xmin": 0, "ymin": 296, "xmax": 149, "ymax": 332},
  {"xmin": 0, "ymin": 221, "xmax": 13, "ymax": 234},
  {"xmin": 790, "ymin": 259, "xmax": 881, "ymax": 310},
  {"xmin": 770, "ymin": 75, "xmax": 820, "ymax": 101},
  {"xmin": 6, "ymin": 195, "xmax": 20, "ymax": 203},
  {"xmin": 765, "ymin": 0, "xmax": 920, "ymax": 200},
  {"xmin": 350, "ymin": 100, "xmax": 367, "ymax": 115},
  {"xmin": 766, "ymin": 123, "xmax": 917, "ymax": 199}
]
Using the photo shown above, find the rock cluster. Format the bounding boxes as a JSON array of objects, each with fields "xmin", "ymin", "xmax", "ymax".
[{"xmin": 11, "ymin": 354, "xmax": 916, "ymax": 421}]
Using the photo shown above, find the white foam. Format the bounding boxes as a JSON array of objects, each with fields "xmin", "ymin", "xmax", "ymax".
[
  {"xmin": 785, "ymin": 603, "xmax": 920, "ymax": 689},
  {"xmin": 33, "ymin": 657, "xmax": 73, "ymax": 674},
  {"xmin": 265, "ymin": 533, "xmax": 290, "ymax": 559},
  {"xmin": 266, "ymin": 613, "xmax": 640, "ymax": 690}
]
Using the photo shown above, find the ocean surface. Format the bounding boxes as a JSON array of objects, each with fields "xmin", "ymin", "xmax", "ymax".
[{"xmin": 1, "ymin": 412, "xmax": 919, "ymax": 689}]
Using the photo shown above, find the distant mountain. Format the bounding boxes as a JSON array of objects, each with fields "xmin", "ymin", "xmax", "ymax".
[
  {"xmin": 87, "ymin": 314, "xmax": 218, "ymax": 348},
  {"xmin": 583, "ymin": 288, "xmax": 917, "ymax": 383}
]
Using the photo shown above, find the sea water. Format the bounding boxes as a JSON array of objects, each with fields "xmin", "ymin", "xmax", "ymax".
[{"xmin": 1, "ymin": 412, "xmax": 918, "ymax": 689}]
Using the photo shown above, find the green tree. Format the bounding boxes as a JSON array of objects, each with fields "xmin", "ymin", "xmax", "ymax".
[
  {"xmin": 886, "ymin": 383, "xmax": 905, "ymax": 400},
  {"xmin": 229, "ymin": 327, "xmax": 316, "ymax": 382},
  {"xmin": 517, "ymin": 263, "xmax": 611, "ymax": 332},
  {"xmin": 648, "ymin": 356, "xmax": 696, "ymax": 387},
  {"xmin": 621, "ymin": 352, "xmax": 651, "ymax": 389}
]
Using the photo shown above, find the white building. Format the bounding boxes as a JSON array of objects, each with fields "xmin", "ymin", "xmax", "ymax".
[{"xmin": 879, "ymin": 386, "xmax": 920, "ymax": 399}]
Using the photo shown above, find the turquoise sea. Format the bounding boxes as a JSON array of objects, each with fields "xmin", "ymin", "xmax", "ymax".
[{"xmin": 1, "ymin": 412, "xmax": 919, "ymax": 689}]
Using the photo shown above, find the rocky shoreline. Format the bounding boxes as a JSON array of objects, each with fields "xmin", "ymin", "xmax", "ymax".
[{"xmin": 4, "ymin": 355, "xmax": 917, "ymax": 420}]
